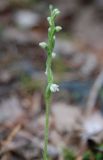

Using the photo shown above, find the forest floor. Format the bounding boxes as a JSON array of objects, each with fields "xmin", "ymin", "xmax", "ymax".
[{"xmin": 0, "ymin": 0, "xmax": 103, "ymax": 159}]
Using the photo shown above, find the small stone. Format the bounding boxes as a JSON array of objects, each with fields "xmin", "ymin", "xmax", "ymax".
[
  {"xmin": 51, "ymin": 102, "xmax": 82, "ymax": 132},
  {"xmin": 0, "ymin": 96, "xmax": 23, "ymax": 124},
  {"xmin": 13, "ymin": 10, "xmax": 40, "ymax": 29}
]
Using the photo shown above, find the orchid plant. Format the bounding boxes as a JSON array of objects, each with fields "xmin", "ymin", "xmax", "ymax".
[{"xmin": 39, "ymin": 5, "xmax": 62, "ymax": 160}]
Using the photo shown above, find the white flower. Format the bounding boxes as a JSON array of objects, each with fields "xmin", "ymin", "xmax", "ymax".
[
  {"xmin": 53, "ymin": 9, "xmax": 60, "ymax": 15},
  {"xmin": 55, "ymin": 26, "xmax": 62, "ymax": 32},
  {"xmin": 50, "ymin": 84, "xmax": 59, "ymax": 92},
  {"xmin": 39, "ymin": 42, "xmax": 47, "ymax": 49},
  {"xmin": 52, "ymin": 52, "xmax": 56, "ymax": 58}
]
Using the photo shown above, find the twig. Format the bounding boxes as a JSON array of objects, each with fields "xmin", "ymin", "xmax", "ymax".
[
  {"xmin": 86, "ymin": 70, "xmax": 103, "ymax": 115},
  {"xmin": 0, "ymin": 124, "xmax": 21, "ymax": 155}
]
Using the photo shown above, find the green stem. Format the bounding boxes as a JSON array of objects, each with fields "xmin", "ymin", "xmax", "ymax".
[
  {"xmin": 40, "ymin": 6, "xmax": 61, "ymax": 160},
  {"xmin": 43, "ymin": 95, "xmax": 51, "ymax": 160}
]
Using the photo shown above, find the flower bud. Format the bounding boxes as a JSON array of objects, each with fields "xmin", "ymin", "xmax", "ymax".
[
  {"xmin": 48, "ymin": 27, "xmax": 51, "ymax": 32},
  {"xmin": 49, "ymin": 5, "xmax": 53, "ymax": 11},
  {"xmin": 53, "ymin": 36, "xmax": 56, "ymax": 40},
  {"xmin": 39, "ymin": 42, "xmax": 47, "ymax": 49},
  {"xmin": 47, "ymin": 17, "xmax": 52, "ymax": 25},
  {"xmin": 47, "ymin": 17, "xmax": 50, "ymax": 21},
  {"xmin": 52, "ymin": 52, "xmax": 56, "ymax": 58},
  {"xmin": 45, "ymin": 69, "xmax": 47, "ymax": 75},
  {"xmin": 55, "ymin": 26, "xmax": 62, "ymax": 32}
]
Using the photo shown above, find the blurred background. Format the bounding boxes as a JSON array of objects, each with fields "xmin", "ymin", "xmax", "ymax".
[{"xmin": 0, "ymin": 0, "xmax": 103, "ymax": 159}]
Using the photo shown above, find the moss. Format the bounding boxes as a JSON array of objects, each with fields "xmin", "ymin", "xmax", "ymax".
[
  {"xmin": 83, "ymin": 151, "xmax": 91, "ymax": 160},
  {"xmin": 63, "ymin": 148, "xmax": 76, "ymax": 160}
]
